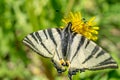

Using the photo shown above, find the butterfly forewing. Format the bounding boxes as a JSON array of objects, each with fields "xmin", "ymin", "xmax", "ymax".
[{"xmin": 23, "ymin": 28, "xmax": 62, "ymax": 58}]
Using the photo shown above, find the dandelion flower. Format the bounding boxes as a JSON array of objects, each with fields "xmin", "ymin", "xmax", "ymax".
[{"xmin": 61, "ymin": 12, "xmax": 99, "ymax": 41}]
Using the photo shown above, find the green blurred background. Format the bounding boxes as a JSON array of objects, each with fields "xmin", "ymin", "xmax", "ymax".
[{"xmin": 0, "ymin": 0, "xmax": 120, "ymax": 80}]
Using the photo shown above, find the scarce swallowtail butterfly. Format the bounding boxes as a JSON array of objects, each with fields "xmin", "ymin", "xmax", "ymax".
[{"xmin": 23, "ymin": 22, "xmax": 118, "ymax": 80}]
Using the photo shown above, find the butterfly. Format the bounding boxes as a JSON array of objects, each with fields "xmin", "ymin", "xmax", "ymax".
[{"xmin": 23, "ymin": 22, "xmax": 118, "ymax": 80}]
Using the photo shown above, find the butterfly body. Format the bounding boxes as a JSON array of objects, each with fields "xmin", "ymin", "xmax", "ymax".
[{"xmin": 23, "ymin": 22, "xmax": 118, "ymax": 80}]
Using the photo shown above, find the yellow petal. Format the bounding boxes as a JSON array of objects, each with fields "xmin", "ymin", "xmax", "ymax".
[
  {"xmin": 88, "ymin": 17, "xmax": 96, "ymax": 23},
  {"xmin": 61, "ymin": 12, "xmax": 99, "ymax": 41},
  {"xmin": 70, "ymin": 12, "xmax": 75, "ymax": 19},
  {"xmin": 92, "ymin": 27, "xmax": 99, "ymax": 30},
  {"xmin": 62, "ymin": 19, "xmax": 67, "ymax": 24}
]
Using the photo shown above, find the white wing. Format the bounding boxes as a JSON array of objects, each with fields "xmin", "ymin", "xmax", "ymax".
[
  {"xmin": 67, "ymin": 33, "xmax": 118, "ymax": 78},
  {"xmin": 23, "ymin": 28, "xmax": 66, "ymax": 72},
  {"xmin": 23, "ymin": 28, "xmax": 62, "ymax": 58}
]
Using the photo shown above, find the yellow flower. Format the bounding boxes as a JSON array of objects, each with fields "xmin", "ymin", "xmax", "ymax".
[{"xmin": 61, "ymin": 12, "xmax": 99, "ymax": 41}]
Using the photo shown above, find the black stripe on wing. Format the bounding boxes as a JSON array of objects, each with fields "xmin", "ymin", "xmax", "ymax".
[
  {"xmin": 85, "ymin": 40, "xmax": 90, "ymax": 49},
  {"xmin": 46, "ymin": 28, "xmax": 62, "ymax": 60},
  {"xmin": 82, "ymin": 45, "xmax": 99, "ymax": 64},
  {"xmin": 88, "ymin": 57, "xmax": 118, "ymax": 70},
  {"xmin": 96, "ymin": 57, "xmax": 117, "ymax": 67},
  {"xmin": 43, "ymin": 30, "xmax": 48, "ymax": 39},
  {"xmin": 30, "ymin": 33, "xmax": 38, "ymax": 43},
  {"xmin": 23, "ymin": 36, "xmax": 39, "ymax": 53},
  {"xmin": 70, "ymin": 32, "xmax": 77, "ymax": 42},
  {"xmin": 47, "ymin": 29, "xmax": 57, "ymax": 46},
  {"xmin": 56, "ymin": 28, "xmax": 62, "ymax": 37},
  {"xmin": 35, "ymin": 31, "xmax": 52, "ymax": 54},
  {"xmin": 96, "ymin": 50, "xmax": 106, "ymax": 58},
  {"xmin": 66, "ymin": 32, "xmax": 77, "ymax": 60},
  {"xmin": 70, "ymin": 36, "xmax": 85, "ymax": 63}
]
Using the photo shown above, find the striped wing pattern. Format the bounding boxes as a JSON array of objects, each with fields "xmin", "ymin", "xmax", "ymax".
[
  {"xmin": 23, "ymin": 22, "xmax": 118, "ymax": 80},
  {"xmin": 23, "ymin": 28, "xmax": 62, "ymax": 58},
  {"xmin": 67, "ymin": 33, "xmax": 118, "ymax": 79},
  {"xmin": 23, "ymin": 28, "xmax": 66, "ymax": 72}
]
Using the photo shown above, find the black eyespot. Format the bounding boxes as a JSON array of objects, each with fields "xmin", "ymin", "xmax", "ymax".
[
  {"xmin": 61, "ymin": 63, "xmax": 66, "ymax": 66},
  {"xmin": 66, "ymin": 62, "xmax": 69, "ymax": 67}
]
